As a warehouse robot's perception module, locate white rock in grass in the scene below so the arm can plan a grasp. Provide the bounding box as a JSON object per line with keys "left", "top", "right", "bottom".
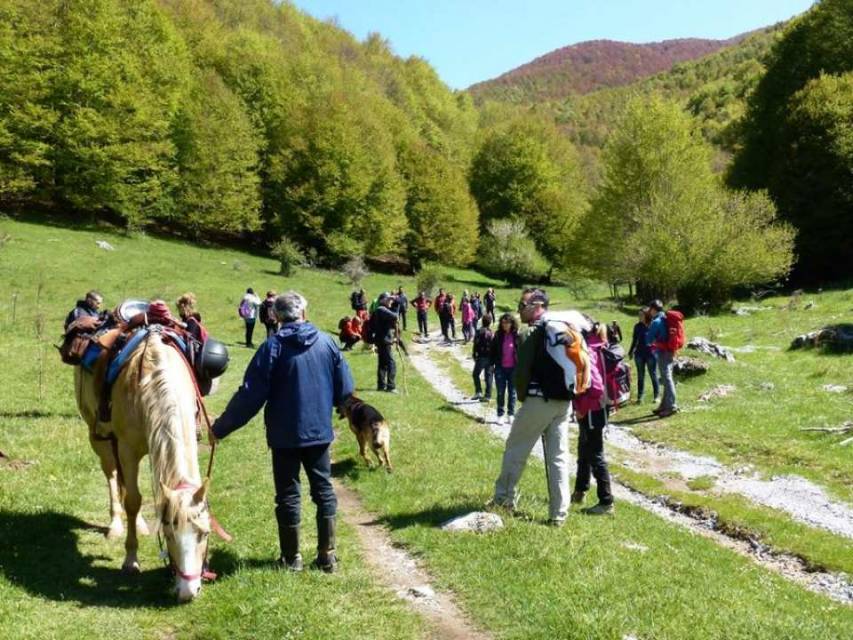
{"left": 759, "top": 382, "right": 775, "bottom": 391}
{"left": 698, "top": 384, "right": 736, "bottom": 402}
{"left": 407, "top": 585, "right": 435, "bottom": 599}
{"left": 440, "top": 511, "right": 504, "bottom": 533}
{"left": 96, "top": 240, "right": 115, "bottom": 251}
{"left": 621, "top": 541, "right": 649, "bottom": 553}
{"left": 821, "top": 384, "right": 848, "bottom": 393}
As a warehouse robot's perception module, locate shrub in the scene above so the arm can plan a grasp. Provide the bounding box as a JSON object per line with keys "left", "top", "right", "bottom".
{"left": 271, "top": 236, "right": 305, "bottom": 277}
{"left": 342, "top": 256, "right": 370, "bottom": 288}
{"left": 477, "top": 220, "right": 550, "bottom": 286}
{"left": 415, "top": 265, "right": 444, "bottom": 297}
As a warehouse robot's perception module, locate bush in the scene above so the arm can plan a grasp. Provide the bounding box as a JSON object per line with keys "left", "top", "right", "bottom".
{"left": 415, "top": 266, "right": 444, "bottom": 297}
{"left": 477, "top": 220, "right": 550, "bottom": 286}
{"left": 271, "top": 236, "right": 305, "bottom": 277}
{"left": 342, "top": 256, "right": 369, "bottom": 288}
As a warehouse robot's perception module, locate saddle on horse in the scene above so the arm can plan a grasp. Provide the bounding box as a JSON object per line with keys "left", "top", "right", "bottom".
{"left": 60, "top": 300, "right": 229, "bottom": 428}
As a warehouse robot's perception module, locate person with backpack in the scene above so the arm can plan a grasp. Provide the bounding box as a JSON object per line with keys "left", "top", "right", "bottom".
{"left": 395, "top": 286, "right": 409, "bottom": 331}
{"left": 645, "top": 299, "right": 684, "bottom": 417}
{"left": 628, "top": 307, "right": 659, "bottom": 405}
{"left": 212, "top": 292, "right": 354, "bottom": 573}
{"left": 177, "top": 292, "right": 209, "bottom": 342}
{"left": 444, "top": 294, "right": 457, "bottom": 341}
{"left": 471, "top": 315, "right": 494, "bottom": 401}
{"left": 239, "top": 288, "right": 262, "bottom": 348}
{"left": 571, "top": 322, "right": 615, "bottom": 516}
{"left": 338, "top": 315, "right": 363, "bottom": 351}
{"left": 350, "top": 288, "right": 368, "bottom": 319}
{"left": 260, "top": 290, "right": 278, "bottom": 338}
{"left": 484, "top": 288, "right": 496, "bottom": 321}
{"left": 460, "top": 295, "right": 476, "bottom": 343}
{"left": 490, "top": 289, "right": 573, "bottom": 527}
{"left": 413, "top": 291, "right": 431, "bottom": 338}
{"left": 490, "top": 312, "right": 519, "bottom": 422}
{"left": 471, "top": 293, "right": 483, "bottom": 328}
{"left": 373, "top": 292, "right": 400, "bottom": 393}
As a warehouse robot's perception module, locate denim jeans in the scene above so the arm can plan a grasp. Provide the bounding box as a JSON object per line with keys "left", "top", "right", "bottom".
{"left": 417, "top": 310, "right": 428, "bottom": 336}
{"left": 634, "top": 353, "right": 659, "bottom": 400}
{"left": 272, "top": 444, "right": 337, "bottom": 527}
{"left": 494, "top": 366, "right": 516, "bottom": 416}
{"left": 657, "top": 349, "right": 677, "bottom": 410}
{"left": 472, "top": 356, "right": 494, "bottom": 398}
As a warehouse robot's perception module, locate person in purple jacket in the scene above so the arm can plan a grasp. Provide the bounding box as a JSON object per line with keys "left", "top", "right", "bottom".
{"left": 212, "top": 291, "right": 354, "bottom": 573}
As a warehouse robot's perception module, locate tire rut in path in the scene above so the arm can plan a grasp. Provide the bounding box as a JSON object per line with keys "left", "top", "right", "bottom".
{"left": 335, "top": 480, "right": 492, "bottom": 640}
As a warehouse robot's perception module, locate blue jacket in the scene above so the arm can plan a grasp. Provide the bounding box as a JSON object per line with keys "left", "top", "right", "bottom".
{"left": 645, "top": 312, "right": 667, "bottom": 348}
{"left": 213, "top": 322, "right": 354, "bottom": 449}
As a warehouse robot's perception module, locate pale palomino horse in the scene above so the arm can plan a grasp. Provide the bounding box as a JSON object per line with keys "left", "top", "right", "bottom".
{"left": 75, "top": 330, "right": 211, "bottom": 602}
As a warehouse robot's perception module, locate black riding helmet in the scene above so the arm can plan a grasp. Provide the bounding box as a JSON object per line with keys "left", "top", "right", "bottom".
{"left": 198, "top": 338, "right": 230, "bottom": 379}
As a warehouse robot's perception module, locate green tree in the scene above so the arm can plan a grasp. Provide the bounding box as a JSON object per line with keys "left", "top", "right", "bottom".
{"left": 0, "top": 1, "right": 58, "bottom": 200}
{"left": 172, "top": 71, "right": 262, "bottom": 235}
{"left": 589, "top": 96, "right": 793, "bottom": 308}
{"left": 469, "top": 116, "right": 587, "bottom": 272}
{"left": 477, "top": 219, "right": 550, "bottom": 285}
{"left": 729, "top": 0, "right": 853, "bottom": 279}
{"left": 51, "top": 0, "right": 191, "bottom": 227}
{"left": 399, "top": 141, "right": 478, "bottom": 268}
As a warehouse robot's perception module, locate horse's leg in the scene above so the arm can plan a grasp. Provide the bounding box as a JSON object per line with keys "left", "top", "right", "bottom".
{"left": 119, "top": 448, "right": 142, "bottom": 574}
{"left": 89, "top": 435, "right": 125, "bottom": 539}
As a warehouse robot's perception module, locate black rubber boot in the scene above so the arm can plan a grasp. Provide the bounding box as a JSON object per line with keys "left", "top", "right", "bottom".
{"left": 277, "top": 524, "right": 303, "bottom": 572}
{"left": 312, "top": 516, "right": 337, "bottom": 573}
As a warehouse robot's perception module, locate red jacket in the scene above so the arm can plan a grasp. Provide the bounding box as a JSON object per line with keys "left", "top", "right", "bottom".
{"left": 434, "top": 294, "right": 446, "bottom": 315}
{"left": 414, "top": 296, "right": 432, "bottom": 312}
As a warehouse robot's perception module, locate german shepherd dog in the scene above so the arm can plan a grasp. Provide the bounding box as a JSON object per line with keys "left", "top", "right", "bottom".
{"left": 337, "top": 396, "right": 392, "bottom": 472}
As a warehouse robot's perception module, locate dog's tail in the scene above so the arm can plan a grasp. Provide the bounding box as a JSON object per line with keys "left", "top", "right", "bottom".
{"left": 371, "top": 421, "right": 389, "bottom": 449}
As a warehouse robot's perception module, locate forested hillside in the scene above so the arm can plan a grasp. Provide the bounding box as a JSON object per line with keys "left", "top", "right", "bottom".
{"left": 0, "top": 0, "right": 481, "bottom": 266}
{"left": 468, "top": 36, "right": 747, "bottom": 102}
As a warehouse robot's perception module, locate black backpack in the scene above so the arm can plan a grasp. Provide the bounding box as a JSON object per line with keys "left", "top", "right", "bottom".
{"left": 530, "top": 326, "right": 573, "bottom": 401}
{"left": 473, "top": 329, "right": 492, "bottom": 359}
{"left": 259, "top": 299, "right": 274, "bottom": 324}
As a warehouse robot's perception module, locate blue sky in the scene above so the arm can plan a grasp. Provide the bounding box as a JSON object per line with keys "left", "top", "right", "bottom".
{"left": 293, "top": 0, "right": 815, "bottom": 89}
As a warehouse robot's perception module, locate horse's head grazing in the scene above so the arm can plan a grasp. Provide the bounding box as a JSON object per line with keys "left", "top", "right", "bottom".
{"left": 158, "top": 479, "right": 211, "bottom": 602}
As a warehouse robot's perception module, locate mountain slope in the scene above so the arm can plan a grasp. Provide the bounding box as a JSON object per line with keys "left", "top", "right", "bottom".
{"left": 469, "top": 35, "right": 751, "bottom": 101}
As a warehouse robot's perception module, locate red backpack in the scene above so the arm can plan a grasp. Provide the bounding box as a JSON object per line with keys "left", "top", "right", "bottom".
{"left": 664, "top": 310, "right": 686, "bottom": 351}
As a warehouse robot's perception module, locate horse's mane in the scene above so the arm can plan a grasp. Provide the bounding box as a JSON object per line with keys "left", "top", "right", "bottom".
{"left": 133, "top": 333, "right": 201, "bottom": 526}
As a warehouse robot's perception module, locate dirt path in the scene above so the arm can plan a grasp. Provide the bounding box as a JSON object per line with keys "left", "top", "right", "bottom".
{"left": 442, "top": 337, "right": 853, "bottom": 540}
{"left": 335, "top": 481, "right": 492, "bottom": 640}
{"left": 408, "top": 336, "right": 853, "bottom": 604}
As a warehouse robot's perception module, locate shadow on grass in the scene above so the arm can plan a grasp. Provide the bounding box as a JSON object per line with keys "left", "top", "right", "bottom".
{"left": 377, "top": 501, "right": 486, "bottom": 531}
{"left": 614, "top": 415, "right": 661, "bottom": 426}
{"left": 0, "top": 409, "right": 79, "bottom": 419}
{"left": 0, "top": 510, "right": 178, "bottom": 608}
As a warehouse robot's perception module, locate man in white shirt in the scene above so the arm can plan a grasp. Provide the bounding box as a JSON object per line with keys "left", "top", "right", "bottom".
{"left": 240, "top": 287, "right": 262, "bottom": 347}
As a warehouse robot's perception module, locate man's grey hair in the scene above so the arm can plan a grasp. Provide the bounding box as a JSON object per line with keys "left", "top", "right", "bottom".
{"left": 274, "top": 291, "right": 308, "bottom": 322}
{"left": 86, "top": 290, "right": 103, "bottom": 302}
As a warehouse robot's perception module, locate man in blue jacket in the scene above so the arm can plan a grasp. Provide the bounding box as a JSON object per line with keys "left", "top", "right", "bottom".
{"left": 212, "top": 291, "right": 354, "bottom": 572}
{"left": 645, "top": 299, "right": 678, "bottom": 417}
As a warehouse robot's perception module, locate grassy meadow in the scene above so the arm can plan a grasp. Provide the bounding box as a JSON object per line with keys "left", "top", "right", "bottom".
{"left": 0, "top": 215, "right": 851, "bottom": 639}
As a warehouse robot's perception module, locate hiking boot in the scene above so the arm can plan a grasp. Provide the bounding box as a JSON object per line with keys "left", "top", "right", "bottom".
{"left": 277, "top": 524, "right": 303, "bottom": 572}
{"left": 582, "top": 503, "right": 614, "bottom": 516}
{"left": 480, "top": 395, "right": 491, "bottom": 403}
{"left": 484, "top": 497, "right": 515, "bottom": 515}
{"left": 658, "top": 407, "right": 679, "bottom": 418}
{"left": 386, "top": 388, "right": 398, "bottom": 394}
{"left": 312, "top": 517, "right": 337, "bottom": 573}
{"left": 547, "top": 518, "right": 566, "bottom": 528}
{"left": 570, "top": 491, "right": 586, "bottom": 505}
{"left": 471, "top": 393, "right": 482, "bottom": 401}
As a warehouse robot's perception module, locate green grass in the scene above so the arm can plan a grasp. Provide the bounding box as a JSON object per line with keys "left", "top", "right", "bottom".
{"left": 433, "top": 334, "right": 853, "bottom": 575}
{"left": 1, "top": 215, "right": 851, "bottom": 639}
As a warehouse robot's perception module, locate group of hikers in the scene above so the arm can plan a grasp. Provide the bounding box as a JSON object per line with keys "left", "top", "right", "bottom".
{"left": 66, "top": 282, "right": 684, "bottom": 574}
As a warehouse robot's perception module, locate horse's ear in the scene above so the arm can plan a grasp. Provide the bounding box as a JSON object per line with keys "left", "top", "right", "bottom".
{"left": 160, "top": 482, "right": 173, "bottom": 501}
{"left": 192, "top": 478, "right": 209, "bottom": 505}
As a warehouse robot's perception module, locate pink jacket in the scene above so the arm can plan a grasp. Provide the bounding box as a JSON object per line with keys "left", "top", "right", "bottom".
{"left": 572, "top": 333, "right": 606, "bottom": 416}
{"left": 461, "top": 301, "right": 475, "bottom": 324}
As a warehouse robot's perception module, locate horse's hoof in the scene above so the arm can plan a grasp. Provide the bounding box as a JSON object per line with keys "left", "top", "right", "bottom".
{"left": 122, "top": 562, "right": 141, "bottom": 575}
